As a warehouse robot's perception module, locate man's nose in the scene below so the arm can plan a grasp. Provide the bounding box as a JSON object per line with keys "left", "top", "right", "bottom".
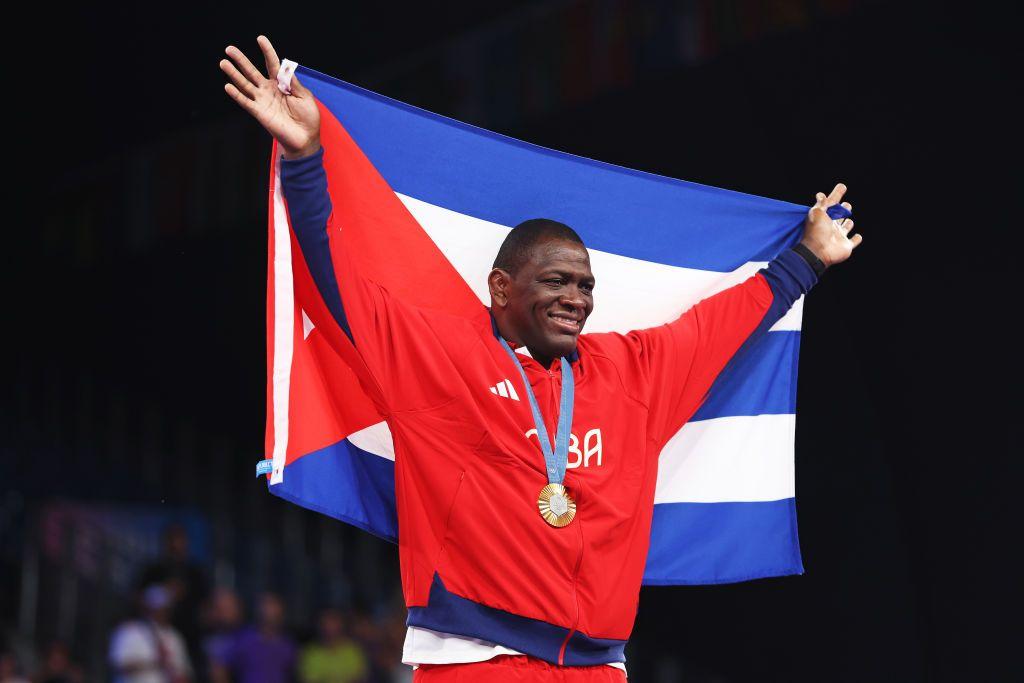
{"left": 559, "top": 288, "right": 585, "bottom": 309}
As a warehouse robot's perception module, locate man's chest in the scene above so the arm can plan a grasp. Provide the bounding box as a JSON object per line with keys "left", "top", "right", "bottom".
{"left": 446, "top": 345, "right": 653, "bottom": 489}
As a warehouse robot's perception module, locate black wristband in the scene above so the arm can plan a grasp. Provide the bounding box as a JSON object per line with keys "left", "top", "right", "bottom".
{"left": 791, "top": 243, "right": 827, "bottom": 278}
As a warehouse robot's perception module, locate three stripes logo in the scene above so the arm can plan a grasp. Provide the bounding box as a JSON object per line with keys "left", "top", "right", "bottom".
{"left": 488, "top": 379, "right": 520, "bottom": 401}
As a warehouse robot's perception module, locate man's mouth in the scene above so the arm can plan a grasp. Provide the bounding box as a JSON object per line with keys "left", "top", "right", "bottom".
{"left": 548, "top": 312, "right": 582, "bottom": 334}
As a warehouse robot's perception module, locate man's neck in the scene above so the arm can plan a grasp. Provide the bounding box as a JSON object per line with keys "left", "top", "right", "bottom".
{"left": 492, "top": 313, "right": 556, "bottom": 368}
{"left": 528, "top": 348, "right": 555, "bottom": 370}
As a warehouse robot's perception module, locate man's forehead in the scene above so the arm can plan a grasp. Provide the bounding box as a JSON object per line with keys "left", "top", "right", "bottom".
{"left": 527, "top": 238, "right": 591, "bottom": 269}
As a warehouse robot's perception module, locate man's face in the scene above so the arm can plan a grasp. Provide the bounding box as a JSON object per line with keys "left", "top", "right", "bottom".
{"left": 500, "top": 238, "right": 595, "bottom": 362}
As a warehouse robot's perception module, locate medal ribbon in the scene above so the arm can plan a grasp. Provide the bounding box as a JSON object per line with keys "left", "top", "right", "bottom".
{"left": 498, "top": 339, "right": 575, "bottom": 485}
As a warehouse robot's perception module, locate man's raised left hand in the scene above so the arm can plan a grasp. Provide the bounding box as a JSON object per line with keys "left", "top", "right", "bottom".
{"left": 800, "top": 183, "right": 861, "bottom": 268}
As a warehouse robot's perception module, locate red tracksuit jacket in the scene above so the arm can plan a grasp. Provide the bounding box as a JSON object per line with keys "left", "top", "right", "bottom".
{"left": 280, "top": 141, "right": 818, "bottom": 667}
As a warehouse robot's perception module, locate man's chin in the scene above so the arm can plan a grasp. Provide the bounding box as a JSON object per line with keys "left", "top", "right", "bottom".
{"left": 526, "top": 324, "right": 582, "bottom": 361}
{"left": 544, "top": 336, "right": 579, "bottom": 360}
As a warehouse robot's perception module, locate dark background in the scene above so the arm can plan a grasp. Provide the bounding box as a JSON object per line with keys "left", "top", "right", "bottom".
{"left": 4, "top": 1, "right": 1017, "bottom": 681}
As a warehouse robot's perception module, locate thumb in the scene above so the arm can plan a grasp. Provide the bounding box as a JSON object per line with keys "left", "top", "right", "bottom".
{"left": 289, "top": 72, "right": 311, "bottom": 97}
{"left": 808, "top": 192, "right": 825, "bottom": 218}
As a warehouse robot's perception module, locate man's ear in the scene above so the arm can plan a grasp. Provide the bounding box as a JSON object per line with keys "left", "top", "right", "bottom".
{"left": 488, "top": 268, "right": 511, "bottom": 307}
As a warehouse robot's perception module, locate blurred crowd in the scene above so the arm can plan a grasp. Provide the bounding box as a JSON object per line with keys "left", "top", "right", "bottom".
{"left": 2, "top": 526, "right": 410, "bottom": 683}
{"left": 1, "top": 641, "right": 82, "bottom": 683}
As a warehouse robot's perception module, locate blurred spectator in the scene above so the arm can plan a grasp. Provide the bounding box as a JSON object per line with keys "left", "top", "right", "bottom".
{"left": 347, "top": 614, "right": 378, "bottom": 656}
{"left": 109, "top": 584, "right": 193, "bottom": 683}
{"left": 34, "top": 642, "right": 82, "bottom": 683}
{"left": 365, "top": 612, "right": 409, "bottom": 683}
{"left": 0, "top": 650, "right": 29, "bottom": 683}
{"left": 139, "top": 525, "right": 210, "bottom": 674}
{"left": 202, "top": 587, "right": 243, "bottom": 683}
{"left": 217, "top": 593, "right": 296, "bottom": 683}
{"left": 298, "top": 609, "right": 367, "bottom": 683}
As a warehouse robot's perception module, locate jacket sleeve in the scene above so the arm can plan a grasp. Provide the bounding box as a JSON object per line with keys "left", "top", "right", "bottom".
{"left": 622, "top": 248, "right": 819, "bottom": 448}
{"left": 280, "top": 148, "right": 351, "bottom": 337}
{"left": 279, "top": 148, "right": 470, "bottom": 414}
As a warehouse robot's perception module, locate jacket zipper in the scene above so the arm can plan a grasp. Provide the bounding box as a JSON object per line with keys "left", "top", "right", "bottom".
{"left": 557, "top": 504, "right": 585, "bottom": 665}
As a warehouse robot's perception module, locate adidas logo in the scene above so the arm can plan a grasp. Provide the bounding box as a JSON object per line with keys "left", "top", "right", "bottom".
{"left": 488, "top": 379, "right": 520, "bottom": 401}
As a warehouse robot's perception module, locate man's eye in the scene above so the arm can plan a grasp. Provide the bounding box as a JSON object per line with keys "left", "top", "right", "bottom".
{"left": 546, "top": 279, "right": 564, "bottom": 285}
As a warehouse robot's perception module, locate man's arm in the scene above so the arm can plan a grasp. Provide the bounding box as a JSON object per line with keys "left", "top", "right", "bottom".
{"left": 220, "top": 38, "right": 354, "bottom": 340}
{"left": 625, "top": 183, "right": 861, "bottom": 446}
{"left": 220, "top": 39, "right": 469, "bottom": 414}
{"left": 747, "top": 182, "right": 858, "bottom": 338}
{"left": 277, "top": 148, "right": 354, "bottom": 339}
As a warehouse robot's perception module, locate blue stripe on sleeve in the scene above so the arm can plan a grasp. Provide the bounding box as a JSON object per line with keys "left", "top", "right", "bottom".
{"left": 758, "top": 247, "right": 818, "bottom": 333}
{"left": 729, "top": 244, "right": 815, "bottom": 348}
{"left": 733, "top": 246, "right": 819, "bottom": 354}
{"left": 693, "top": 248, "right": 817, "bottom": 418}
{"left": 279, "top": 149, "right": 353, "bottom": 340}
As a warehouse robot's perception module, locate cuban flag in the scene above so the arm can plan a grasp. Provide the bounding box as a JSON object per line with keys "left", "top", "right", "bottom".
{"left": 263, "top": 65, "right": 814, "bottom": 585}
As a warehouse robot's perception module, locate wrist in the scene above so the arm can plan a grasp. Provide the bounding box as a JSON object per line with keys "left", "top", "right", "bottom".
{"left": 281, "top": 137, "right": 321, "bottom": 160}
{"left": 793, "top": 241, "right": 828, "bottom": 277}
{"left": 798, "top": 238, "right": 831, "bottom": 267}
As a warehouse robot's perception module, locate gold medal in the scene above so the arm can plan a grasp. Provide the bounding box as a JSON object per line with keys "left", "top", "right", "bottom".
{"left": 537, "top": 483, "right": 576, "bottom": 527}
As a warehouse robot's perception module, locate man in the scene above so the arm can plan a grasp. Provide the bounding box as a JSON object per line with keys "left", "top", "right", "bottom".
{"left": 220, "top": 36, "right": 860, "bottom": 682}
{"left": 202, "top": 587, "right": 243, "bottom": 683}
{"left": 138, "top": 525, "right": 210, "bottom": 677}
{"left": 109, "top": 584, "right": 193, "bottom": 683}
{"left": 298, "top": 609, "right": 369, "bottom": 683}
{"left": 217, "top": 593, "right": 297, "bottom": 683}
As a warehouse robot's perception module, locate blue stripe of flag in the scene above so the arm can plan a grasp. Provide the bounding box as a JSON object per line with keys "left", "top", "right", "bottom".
{"left": 643, "top": 499, "right": 803, "bottom": 585}
{"left": 299, "top": 67, "right": 809, "bottom": 273}
{"left": 272, "top": 437, "right": 803, "bottom": 584}
{"left": 271, "top": 439, "right": 398, "bottom": 543}
{"left": 693, "top": 331, "right": 799, "bottom": 421}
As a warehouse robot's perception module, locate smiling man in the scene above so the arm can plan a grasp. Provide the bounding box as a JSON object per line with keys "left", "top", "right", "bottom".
{"left": 488, "top": 219, "right": 595, "bottom": 367}
{"left": 222, "top": 36, "right": 861, "bottom": 683}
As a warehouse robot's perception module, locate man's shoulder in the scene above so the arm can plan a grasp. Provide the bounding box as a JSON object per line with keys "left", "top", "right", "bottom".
{"left": 393, "top": 300, "right": 494, "bottom": 354}
{"left": 577, "top": 329, "right": 640, "bottom": 359}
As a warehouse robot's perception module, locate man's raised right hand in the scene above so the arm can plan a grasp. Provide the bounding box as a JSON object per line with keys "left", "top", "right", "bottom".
{"left": 220, "top": 36, "right": 321, "bottom": 159}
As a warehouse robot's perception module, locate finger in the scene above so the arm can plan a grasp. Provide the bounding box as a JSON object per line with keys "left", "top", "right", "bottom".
{"left": 809, "top": 205, "right": 829, "bottom": 225}
{"left": 220, "top": 59, "right": 258, "bottom": 98}
{"left": 257, "top": 35, "right": 281, "bottom": 77}
{"left": 840, "top": 218, "right": 855, "bottom": 235}
{"left": 810, "top": 192, "right": 826, "bottom": 214}
{"left": 841, "top": 201, "right": 852, "bottom": 212}
{"left": 289, "top": 72, "right": 311, "bottom": 97}
{"left": 225, "top": 45, "right": 266, "bottom": 85}
{"left": 825, "top": 182, "right": 847, "bottom": 206}
{"left": 849, "top": 233, "right": 863, "bottom": 249}
{"left": 224, "top": 83, "right": 258, "bottom": 114}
